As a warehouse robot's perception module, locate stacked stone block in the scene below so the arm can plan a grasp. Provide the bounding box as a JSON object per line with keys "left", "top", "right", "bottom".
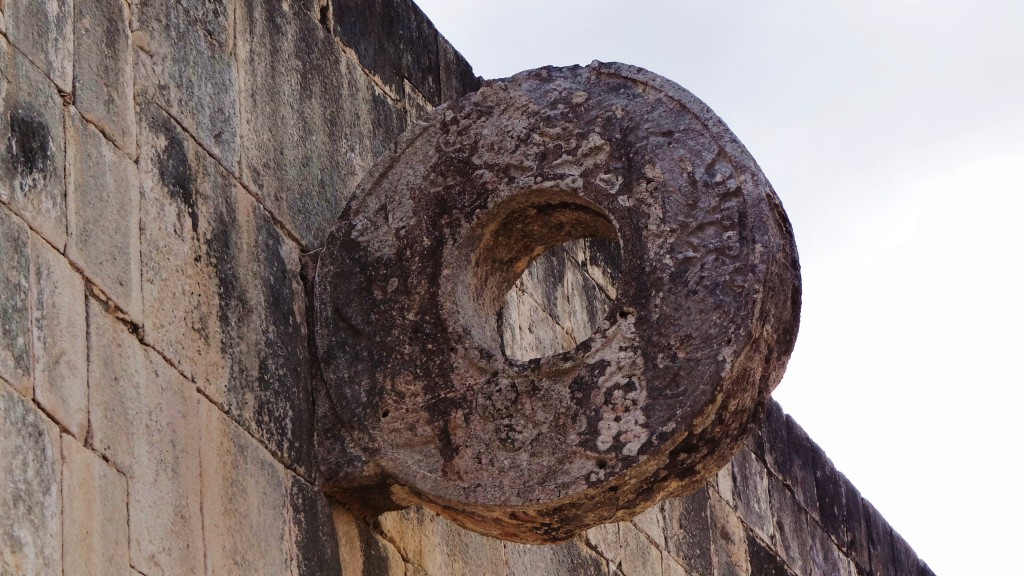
{"left": 0, "top": 0, "right": 933, "bottom": 575}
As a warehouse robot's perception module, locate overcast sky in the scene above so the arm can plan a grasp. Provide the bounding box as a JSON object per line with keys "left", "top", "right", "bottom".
{"left": 415, "top": 1, "right": 1024, "bottom": 573}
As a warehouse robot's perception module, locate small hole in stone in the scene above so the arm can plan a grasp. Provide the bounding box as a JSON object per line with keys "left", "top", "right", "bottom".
{"left": 608, "top": 486, "right": 619, "bottom": 494}
{"left": 618, "top": 309, "right": 629, "bottom": 320}
{"left": 500, "top": 237, "right": 622, "bottom": 361}
{"left": 381, "top": 409, "right": 390, "bottom": 418}
{"left": 596, "top": 459, "right": 608, "bottom": 469}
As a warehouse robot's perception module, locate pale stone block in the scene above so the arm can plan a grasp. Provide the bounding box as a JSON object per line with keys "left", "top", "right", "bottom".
{"left": 138, "top": 100, "right": 313, "bottom": 473}
{"left": 0, "top": 384, "right": 61, "bottom": 575}
{"left": 730, "top": 447, "right": 776, "bottom": 546}
{"left": 377, "top": 507, "right": 505, "bottom": 576}
{"left": 61, "top": 435, "right": 129, "bottom": 576}
{"left": 585, "top": 522, "right": 621, "bottom": 567}
{"left": 662, "top": 556, "right": 690, "bottom": 576}
{"left": 4, "top": 0, "right": 73, "bottom": 92}
{"left": 633, "top": 503, "right": 667, "bottom": 549}
{"left": 132, "top": 0, "right": 238, "bottom": 172}
{"left": 67, "top": 112, "right": 142, "bottom": 321}
{"left": 237, "top": 0, "right": 405, "bottom": 246}
{"left": 31, "top": 236, "right": 86, "bottom": 437}
{"left": 506, "top": 538, "right": 608, "bottom": 576}
{"left": 0, "top": 206, "right": 31, "bottom": 395}
{"left": 86, "top": 298, "right": 203, "bottom": 575}
{"left": 74, "top": 0, "right": 136, "bottom": 155}
{"left": 333, "top": 508, "right": 405, "bottom": 576}
{"left": 709, "top": 490, "right": 749, "bottom": 576}
{"left": 1, "top": 42, "right": 68, "bottom": 249}
{"left": 200, "top": 399, "right": 292, "bottom": 576}
{"left": 619, "top": 522, "right": 663, "bottom": 576}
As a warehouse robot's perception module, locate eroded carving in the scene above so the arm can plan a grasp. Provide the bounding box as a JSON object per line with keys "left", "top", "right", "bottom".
{"left": 312, "top": 62, "right": 801, "bottom": 543}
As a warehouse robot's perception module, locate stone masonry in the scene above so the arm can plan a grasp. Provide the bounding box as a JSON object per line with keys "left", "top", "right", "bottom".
{"left": 0, "top": 0, "right": 932, "bottom": 574}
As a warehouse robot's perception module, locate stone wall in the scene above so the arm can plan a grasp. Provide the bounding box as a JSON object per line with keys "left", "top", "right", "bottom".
{"left": 0, "top": 0, "right": 931, "bottom": 575}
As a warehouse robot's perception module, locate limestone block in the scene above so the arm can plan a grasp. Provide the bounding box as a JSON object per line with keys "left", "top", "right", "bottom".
{"left": 4, "top": 0, "right": 73, "bottom": 92}
{"left": 618, "top": 522, "right": 663, "bottom": 576}
{"left": 843, "top": 483, "right": 871, "bottom": 573}
{"left": 438, "top": 35, "right": 480, "bottom": 104}
{"left": 661, "top": 556, "right": 690, "bottom": 576}
{"left": 709, "top": 491, "right": 749, "bottom": 576}
{"left": 1, "top": 42, "right": 67, "bottom": 249}
{"left": 138, "top": 100, "right": 313, "bottom": 473}
{"left": 289, "top": 478, "right": 343, "bottom": 576}
{"left": 74, "top": 0, "right": 136, "bottom": 155}
{"left": 176, "top": 0, "right": 233, "bottom": 47}
{"left": 783, "top": 416, "right": 821, "bottom": 518}
{"left": 61, "top": 435, "right": 129, "bottom": 575}
{"left": 862, "top": 499, "right": 896, "bottom": 576}
{"left": 632, "top": 504, "right": 667, "bottom": 550}
{"left": 730, "top": 448, "right": 776, "bottom": 546}
{"left": 200, "top": 399, "right": 292, "bottom": 576}
{"left": 806, "top": 516, "right": 854, "bottom": 576}
{"left": 585, "top": 522, "right": 621, "bottom": 567}
{"left": 0, "top": 206, "right": 30, "bottom": 395}
{"left": 133, "top": 0, "right": 238, "bottom": 172}
{"left": 813, "top": 452, "right": 849, "bottom": 555}
{"left": 759, "top": 401, "right": 793, "bottom": 484}
{"left": 768, "top": 476, "right": 810, "bottom": 576}
{"left": 66, "top": 111, "right": 141, "bottom": 320}
{"left": 715, "top": 460, "right": 736, "bottom": 506}
{"left": 332, "top": 0, "right": 442, "bottom": 103}
{"left": 376, "top": 507, "right": 505, "bottom": 576}
{"left": 0, "top": 384, "right": 61, "bottom": 575}
{"left": 660, "top": 488, "right": 713, "bottom": 576}
{"left": 333, "top": 508, "right": 406, "bottom": 576}
{"left": 237, "top": 0, "right": 405, "bottom": 246}
{"left": 86, "top": 298, "right": 203, "bottom": 575}
{"left": 31, "top": 235, "right": 87, "bottom": 438}
{"left": 746, "top": 532, "right": 794, "bottom": 576}
{"left": 506, "top": 539, "right": 608, "bottom": 576}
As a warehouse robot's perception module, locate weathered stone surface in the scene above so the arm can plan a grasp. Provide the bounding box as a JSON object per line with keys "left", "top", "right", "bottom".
{"left": 813, "top": 452, "right": 849, "bottom": 555}
{"left": 784, "top": 414, "right": 821, "bottom": 517}
{"left": 661, "top": 487, "right": 713, "bottom": 576}
{"left": 315, "top": 62, "right": 801, "bottom": 542}
{"left": 843, "top": 482, "right": 871, "bottom": 573}
{"left": 61, "top": 435, "right": 129, "bottom": 576}
{"left": 1, "top": 43, "right": 67, "bottom": 248}
{"left": 863, "top": 499, "right": 896, "bottom": 576}
{"left": 177, "top": 0, "right": 233, "bottom": 47}
{"left": 730, "top": 448, "right": 775, "bottom": 545}
{"left": 0, "top": 383, "right": 61, "bottom": 576}
{"left": 709, "top": 491, "right": 749, "bottom": 576}
{"left": 66, "top": 111, "right": 141, "bottom": 320}
{"left": 87, "top": 298, "right": 203, "bottom": 575}
{"left": 200, "top": 399, "right": 292, "bottom": 576}
{"left": 618, "top": 522, "right": 664, "bottom": 576}
{"left": 332, "top": 0, "right": 441, "bottom": 103}
{"left": 74, "top": 0, "right": 136, "bottom": 155}
{"left": 138, "top": 100, "right": 313, "bottom": 473}
{"left": 290, "top": 477, "right": 343, "bottom": 576}
{"left": 507, "top": 539, "right": 608, "bottom": 576}
{"left": 500, "top": 237, "right": 620, "bottom": 361}
{"left": 768, "top": 475, "right": 810, "bottom": 576}
{"left": 376, "top": 507, "right": 506, "bottom": 576}
{"left": 746, "top": 532, "right": 793, "bottom": 576}
{"left": 334, "top": 508, "right": 406, "bottom": 576}
{"left": 133, "top": 0, "right": 238, "bottom": 172}
{"left": 237, "top": 0, "right": 405, "bottom": 246}
{"left": 438, "top": 35, "right": 481, "bottom": 104}
{"left": 0, "top": 206, "right": 30, "bottom": 395}
{"left": 759, "top": 401, "right": 793, "bottom": 484}
{"left": 31, "top": 235, "right": 87, "bottom": 438}
{"left": 4, "top": 0, "right": 73, "bottom": 92}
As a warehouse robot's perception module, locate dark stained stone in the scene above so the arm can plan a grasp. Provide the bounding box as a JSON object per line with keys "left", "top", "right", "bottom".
{"left": 0, "top": 206, "right": 31, "bottom": 394}
{"left": 289, "top": 477, "right": 343, "bottom": 576}
{"left": 661, "top": 488, "right": 713, "bottom": 576}
{"left": 746, "top": 531, "right": 794, "bottom": 576}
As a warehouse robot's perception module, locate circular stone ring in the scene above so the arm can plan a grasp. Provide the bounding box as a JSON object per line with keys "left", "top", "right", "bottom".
{"left": 313, "top": 62, "right": 801, "bottom": 543}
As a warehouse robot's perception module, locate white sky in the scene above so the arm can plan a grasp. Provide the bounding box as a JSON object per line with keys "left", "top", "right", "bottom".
{"left": 415, "top": 1, "right": 1024, "bottom": 573}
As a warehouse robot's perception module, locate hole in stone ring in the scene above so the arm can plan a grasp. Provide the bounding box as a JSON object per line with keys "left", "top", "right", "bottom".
{"left": 457, "top": 190, "right": 623, "bottom": 362}
{"left": 500, "top": 237, "right": 622, "bottom": 360}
